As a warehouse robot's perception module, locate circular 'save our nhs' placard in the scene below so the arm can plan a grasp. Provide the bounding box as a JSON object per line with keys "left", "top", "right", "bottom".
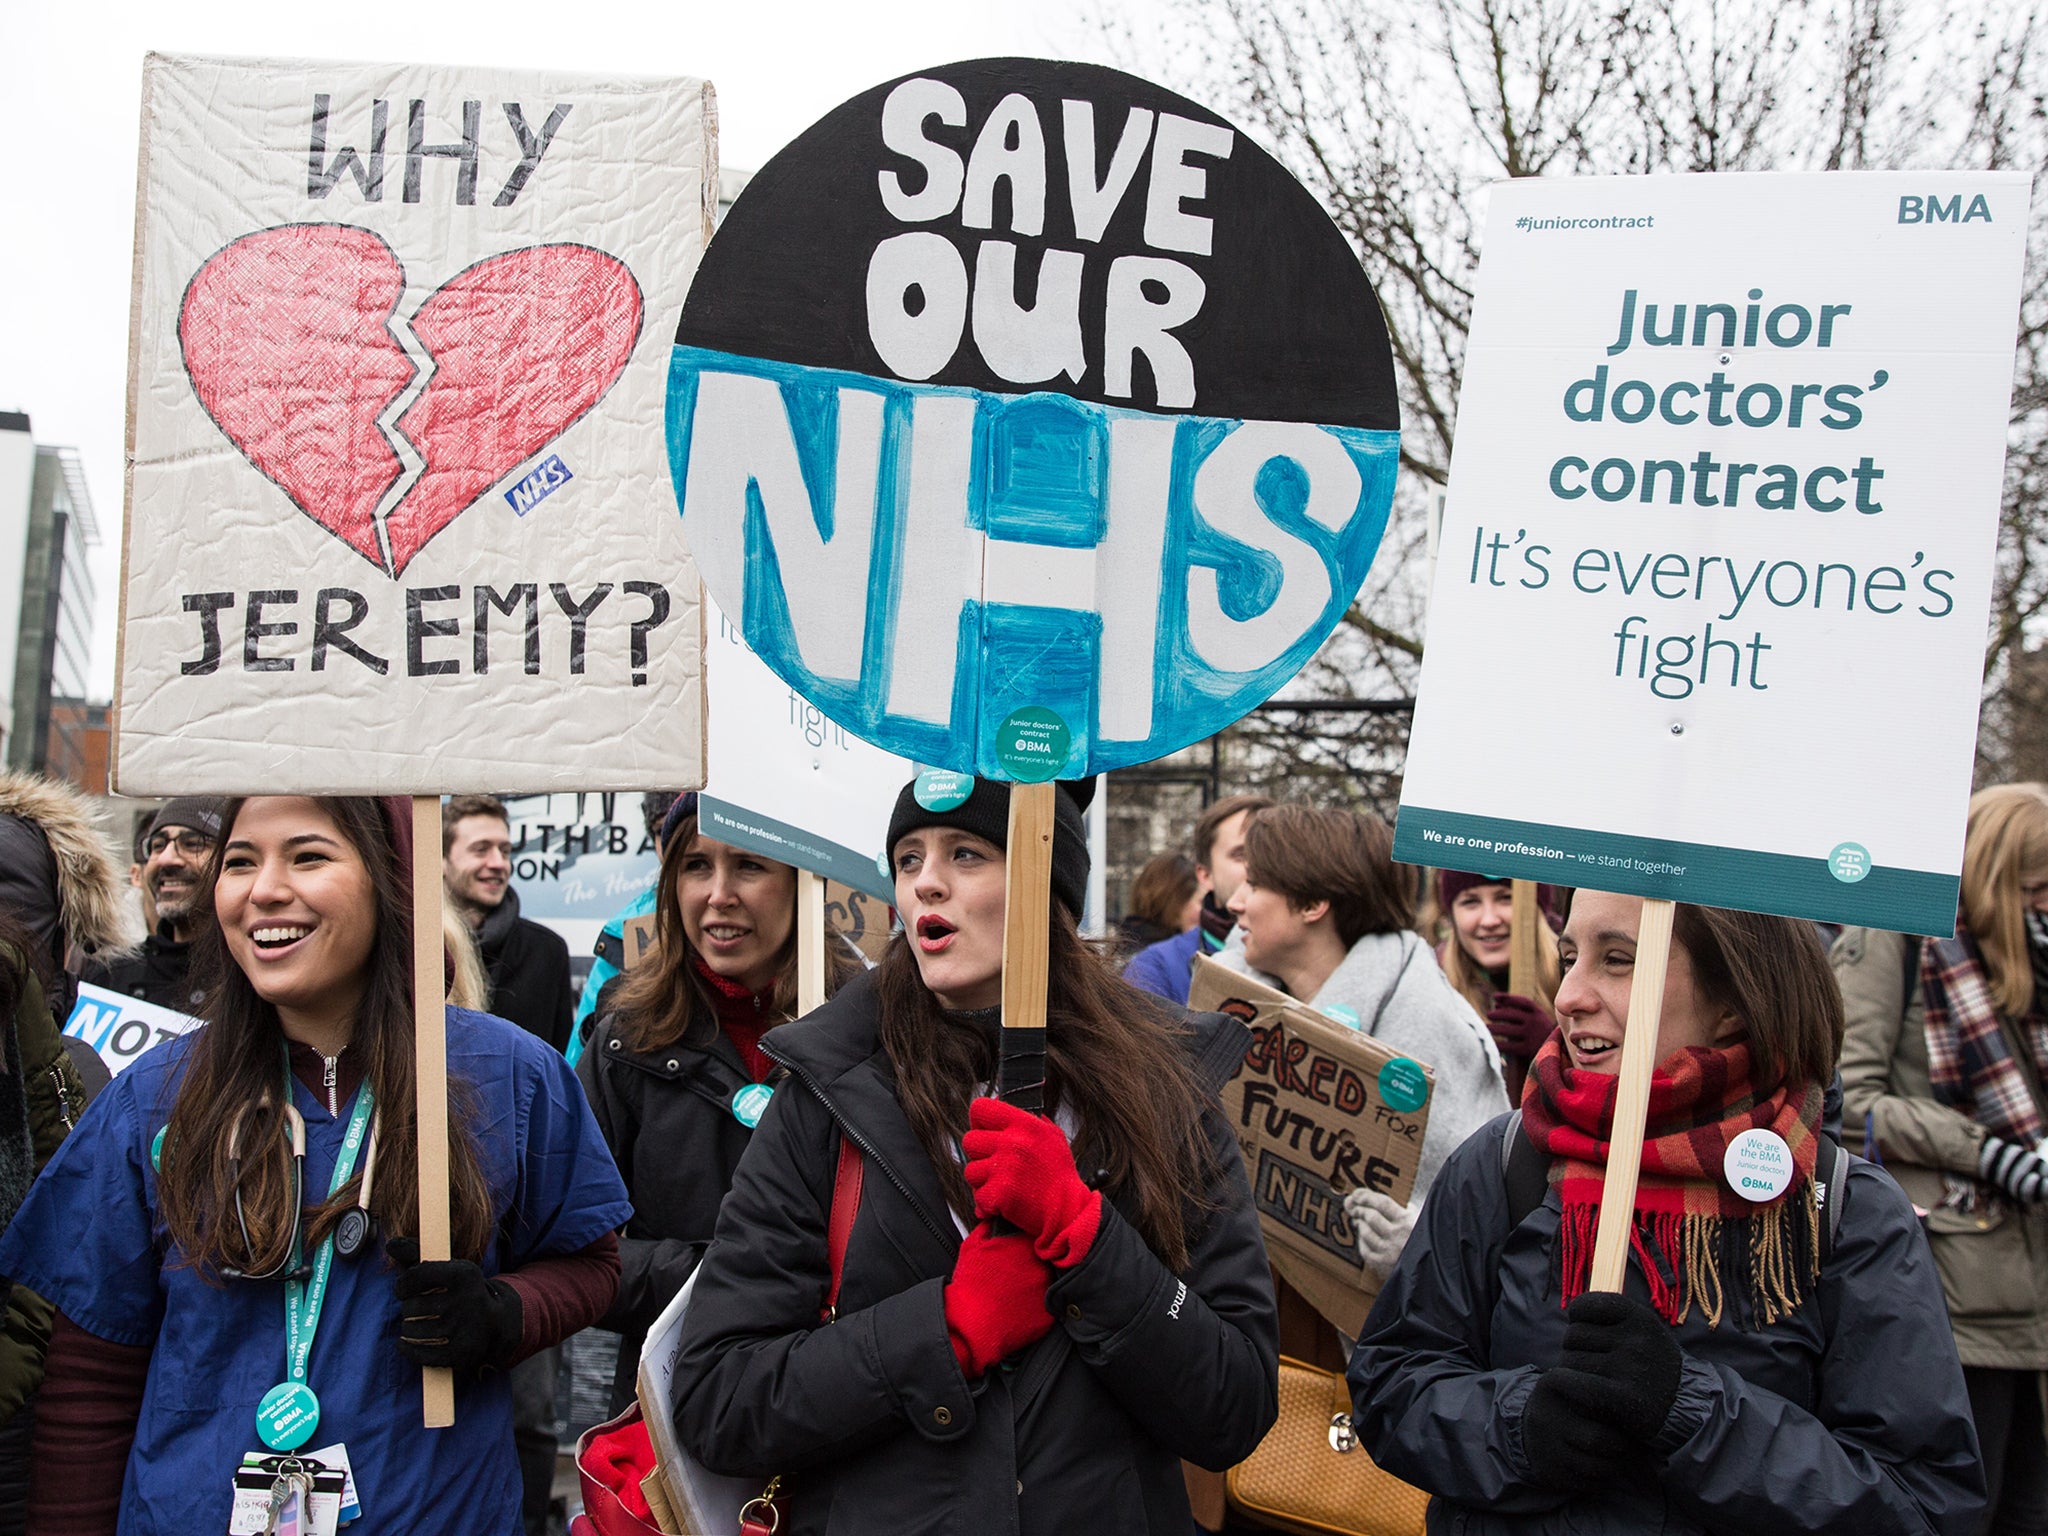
{"left": 667, "top": 57, "right": 1399, "bottom": 779}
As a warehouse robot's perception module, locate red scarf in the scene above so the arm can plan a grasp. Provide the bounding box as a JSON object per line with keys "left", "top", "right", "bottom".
{"left": 692, "top": 957, "right": 779, "bottom": 1083}
{"left": 1520, "top": 1035, "right": 1822, "bottom": 1328}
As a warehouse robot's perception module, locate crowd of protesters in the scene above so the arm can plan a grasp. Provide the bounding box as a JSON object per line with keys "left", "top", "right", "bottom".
{"left": 0, "top": 765, "right": 2034, "bottom": 1533}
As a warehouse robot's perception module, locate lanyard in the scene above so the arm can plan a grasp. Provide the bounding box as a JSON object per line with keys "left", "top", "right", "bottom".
{"left": 282, "top": 1077, "right": 375, "bottom": 1388}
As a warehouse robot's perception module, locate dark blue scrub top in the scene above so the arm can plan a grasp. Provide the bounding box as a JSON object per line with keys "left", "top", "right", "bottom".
{"left": 0, "top": 1007, "right": 631, "bottom": 1535}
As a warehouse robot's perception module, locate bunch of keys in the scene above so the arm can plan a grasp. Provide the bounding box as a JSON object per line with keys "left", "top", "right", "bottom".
{"left": 262, "top": 1457, "right": 317, "bottom": 1535}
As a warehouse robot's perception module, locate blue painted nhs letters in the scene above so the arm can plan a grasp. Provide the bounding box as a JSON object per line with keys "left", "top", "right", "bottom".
{"left": 667, "top": 346, "right": 1397, "bottom": 778}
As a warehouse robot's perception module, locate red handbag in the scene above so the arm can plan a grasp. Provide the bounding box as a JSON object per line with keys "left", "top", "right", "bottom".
{"left": 577, "top": 1136, "right": 864, "bottom": 1536}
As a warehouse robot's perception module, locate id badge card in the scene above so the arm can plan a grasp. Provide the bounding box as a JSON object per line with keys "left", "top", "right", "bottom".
{"left": 305, "top": 1442, "right": 362, "bottom": 1524}
{"left": 228, "top": 1453, "right": 347, "bottom": 1536}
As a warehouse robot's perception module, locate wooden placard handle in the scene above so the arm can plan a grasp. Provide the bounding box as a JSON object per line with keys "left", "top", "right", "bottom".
{"left": 797, "top": 869, "right": 827, "bottom": 1016}
{"left": 998, "top": 783, "right": 1055, "bottom": 1114}
{"left": 410, "top": 795, "right": 456, "bottom": 1428}
{"left": 1508, "top": 879, "right": 1541, "bottom": 998}
{"left": 1588, "top": 897, "right": 1675, "bottom": 1293}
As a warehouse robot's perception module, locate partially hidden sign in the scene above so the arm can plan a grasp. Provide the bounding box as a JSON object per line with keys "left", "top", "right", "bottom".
{"left": 667, "top": 59, "right": 1399, "bottom": 779}
{"left": 1190, "top": 955, "right": 1433, "bottom": 1334}
{"left": 117, "top": 54, "right": 714, "bottom": 794}
{"left": 701, "top": 598, "right": 909, "bottom": 901}
{"left": 1396, "top": 173, "right": 2031, "bottom": 935}
{"left": 65, "top": 983, "right": 203, "bottom": 1076}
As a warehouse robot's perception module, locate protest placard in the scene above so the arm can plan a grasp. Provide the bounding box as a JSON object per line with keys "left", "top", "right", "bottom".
{"left": 666, "top": 58, "right": 1400, "bottom": 785}
{"left": 117, "top": 54, "right": 712, "bottom": 796}
{"left": 1396, "top": 172, "right": 2030, "bottom": 937}
{"left": 701, "top": 599, "right": 908, "bottom": 902}
{"left": 118, "top": 52, "right": 717, "bottom": 1424}
{"left": 64, "top": 982, "right": 203, "bottom": 1076}
{"left": 667, "top": 56, "right": 1403, "bottom": 1094}
{"left": 1190, "top": 956, "right": 1433, "bottom": 1333}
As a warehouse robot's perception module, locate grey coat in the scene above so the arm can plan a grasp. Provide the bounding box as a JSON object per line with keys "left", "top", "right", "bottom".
{"left": 1350, "top": 1113, "right": 1984, "bottom": 1534}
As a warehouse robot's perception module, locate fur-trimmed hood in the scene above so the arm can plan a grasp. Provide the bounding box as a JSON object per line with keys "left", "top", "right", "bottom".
{"left": 0, "top": 772, "right": 132, "bottom": 959}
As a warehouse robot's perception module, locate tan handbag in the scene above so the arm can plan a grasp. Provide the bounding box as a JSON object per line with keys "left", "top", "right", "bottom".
{"left": 1225, "top": 1357, "right": 1430, "bottom": 1536}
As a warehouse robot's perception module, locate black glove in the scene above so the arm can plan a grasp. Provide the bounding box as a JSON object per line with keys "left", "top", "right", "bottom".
{"left": 1979, "top": 1136, "right": 2048, "bottom": 1206}
{"left": 1549, "top": 1291, "right": 1684, "bottom": 1436}
{"left": 386, "top": 1237, "right": 523, "bottom": 1377}
{"left": 1519, "top": 1370, "right": 1635, "bottom": 1492}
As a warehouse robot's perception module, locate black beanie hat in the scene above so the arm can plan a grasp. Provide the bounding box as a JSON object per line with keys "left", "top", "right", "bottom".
{"left": 886, "top": 775, "right": 1093, "bottom": 919}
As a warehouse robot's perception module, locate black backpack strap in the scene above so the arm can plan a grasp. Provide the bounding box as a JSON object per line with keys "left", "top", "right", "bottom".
{"left": 1500, "top": 1109, "right": 1548, "bottom": 1230}
{"left": 1814, "top": 1132, "right": 1848, "bottom": 1268}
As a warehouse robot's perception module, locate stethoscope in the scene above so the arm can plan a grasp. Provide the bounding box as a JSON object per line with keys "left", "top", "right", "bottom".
{"left": 218, "top": 1096, "right": 381, "bottom": 1282}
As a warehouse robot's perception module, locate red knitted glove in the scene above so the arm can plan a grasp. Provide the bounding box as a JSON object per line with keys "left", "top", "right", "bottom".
{"left": 962, "top": 1097, "right": 1104, "bottom": 1267}
{"left": 943, "top": 1223, "right": 1054, "bottom": 1378}
{"left": 1486, "top": 993, "right": 1557, "bottom": 1060}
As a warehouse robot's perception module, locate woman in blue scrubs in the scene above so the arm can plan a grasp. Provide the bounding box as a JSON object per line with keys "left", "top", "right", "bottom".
{"left": 0, "top": 796, "right": 631, "bottom": 1535}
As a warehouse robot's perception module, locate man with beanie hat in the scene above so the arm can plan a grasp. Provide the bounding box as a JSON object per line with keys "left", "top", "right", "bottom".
{"left": 80, "top": 797, "right": 225, "bottom": 1014}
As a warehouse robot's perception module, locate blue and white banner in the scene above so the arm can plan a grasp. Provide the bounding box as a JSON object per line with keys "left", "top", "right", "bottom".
{"left": 65, "top": 982, "right": 203, "bottom": 1075}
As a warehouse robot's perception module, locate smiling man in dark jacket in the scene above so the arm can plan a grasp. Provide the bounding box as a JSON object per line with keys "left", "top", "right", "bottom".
{"left": 444, "top": 794, "right": 574, "bottom": 1052}
{"left": 80, "top": 797, "right": 223, "bottom": 1015}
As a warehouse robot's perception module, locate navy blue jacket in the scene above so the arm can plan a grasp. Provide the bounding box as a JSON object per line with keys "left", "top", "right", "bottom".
{"left": 1349, "top": 1112, "right": 1983, "bottom": 1534}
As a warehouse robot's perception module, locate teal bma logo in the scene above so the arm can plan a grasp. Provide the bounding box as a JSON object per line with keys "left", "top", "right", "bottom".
{"left": 1828, "top": 842, "right": 1873, "bottom": 883}
{"left": 1899, "top": 194, "right": 1992, "bottom": 224}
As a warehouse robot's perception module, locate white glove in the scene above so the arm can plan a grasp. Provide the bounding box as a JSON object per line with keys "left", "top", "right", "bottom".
{"left": 1345, "top": 1189, "right": 1419, "bottom": 1279}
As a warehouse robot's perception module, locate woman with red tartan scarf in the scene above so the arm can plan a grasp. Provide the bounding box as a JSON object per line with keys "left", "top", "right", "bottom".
{"left": 1837, "top": 782, "right": 2048, "bottom": 1536}
{"left": 1350, "top": 891, "right": 1984, "bottom": 1535}
{"left": 578, "top": 794, "right": 860, "bottom": 1414}
{"left": 669, "top": 774, "right": 1277, "bottom": 1536}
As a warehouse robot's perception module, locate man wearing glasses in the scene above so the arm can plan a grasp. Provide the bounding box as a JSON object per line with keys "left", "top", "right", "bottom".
{"left": 83, "top": 798, "right": 223, "bottom": 1012}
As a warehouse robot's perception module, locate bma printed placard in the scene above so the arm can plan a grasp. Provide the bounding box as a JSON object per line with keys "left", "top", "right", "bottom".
{"left": 1395, "top": 173, "right": 2030, "bottom": 934}
{"left": 702, "top": 598, "right": 909, "bottom": 901}
{"left": 117, "top": 54, "right": 714, "bottom": 794}
{"left": 667, "top": 59, "right": 1400, "bottom": 780}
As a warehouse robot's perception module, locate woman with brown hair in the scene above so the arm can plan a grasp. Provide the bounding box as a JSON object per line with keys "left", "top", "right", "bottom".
{"left": 0, "top": 795, "right": 630, "bottom": 1535}
{"left": 1837, "top": 782, "right": 2048, "bottom": 1535}
{"left": 1351, "top": 892, "right": 1983, "bottom": 1533}
{"left": 1115, "top": 852, "right": 1201, "bottom": 954}
{"left": 671, "top": 774, "right": 1277, "bottom": 1535}
{"left": 578, "top": 792, "right": 859, "bottom": 1412}
{"left": 1432, "top": 870, "right": 1562, "bottom": 1102}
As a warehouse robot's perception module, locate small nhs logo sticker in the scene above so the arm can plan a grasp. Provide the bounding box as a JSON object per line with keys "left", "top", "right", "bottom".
{"left": 506, "top": 455, "right": 573, "bottom": 515}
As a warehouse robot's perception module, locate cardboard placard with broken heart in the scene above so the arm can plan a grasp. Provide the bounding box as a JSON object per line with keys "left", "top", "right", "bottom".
{"left": 117, "top": 53, "right": 715, "bottom": 794}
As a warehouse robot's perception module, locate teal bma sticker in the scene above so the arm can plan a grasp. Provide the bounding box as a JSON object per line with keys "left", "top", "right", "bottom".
{"left": 1828, "top": 842, "right": 1872, "bottom": 883}
{"left": 1378, "top": 1058, "right": 1430, "bottom": 1114}
{"left": 913, "top": 768, "right": 975, "bottom": 812}
{"left": 994, "top": 706, "right": 1072, "bottom": 783}
{"left": 1321, "top": 1003, "right": 1361, "bottom": 1030}
{"left": 731, "top": 1084, "right": 775, "bottom": 1129}
{"left": 256, "top": 1381, "right": 320, "bottom": 1452}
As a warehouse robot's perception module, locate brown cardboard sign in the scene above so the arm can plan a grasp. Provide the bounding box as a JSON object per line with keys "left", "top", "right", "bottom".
{"left": 1191, "top": 954, "right": 1435, "bottom": 1332}
{"left": 621, "top": 914, "right": 661, "bottom": 971}
{"left": 825, "top": 881, "right": 894, "bottom": 964}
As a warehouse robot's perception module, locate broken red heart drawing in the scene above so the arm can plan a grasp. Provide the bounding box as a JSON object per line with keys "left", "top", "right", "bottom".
{"left": 178, "top": 223, "right": 643, "bottom": 577}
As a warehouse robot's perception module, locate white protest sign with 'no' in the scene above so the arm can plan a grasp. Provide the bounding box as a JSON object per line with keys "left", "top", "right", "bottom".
{"left": 65, "top": 983, "right": 203, "bottom": 1076}
{"left": 702, "top": 598, "right": 909, "bottom": 900}
{"left": 667, "top": 59, "right": 1401, "bottom": 782}
{"left": 1395, "top": 173, "right": 2029, "bottom": 934}
{"left": 117, "top": 54, "right": 713, "bottom": 794}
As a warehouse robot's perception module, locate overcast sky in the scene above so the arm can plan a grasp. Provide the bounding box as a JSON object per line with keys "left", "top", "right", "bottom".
{"left": 1, "top": 0, "right": 1132, "bottom": 697}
